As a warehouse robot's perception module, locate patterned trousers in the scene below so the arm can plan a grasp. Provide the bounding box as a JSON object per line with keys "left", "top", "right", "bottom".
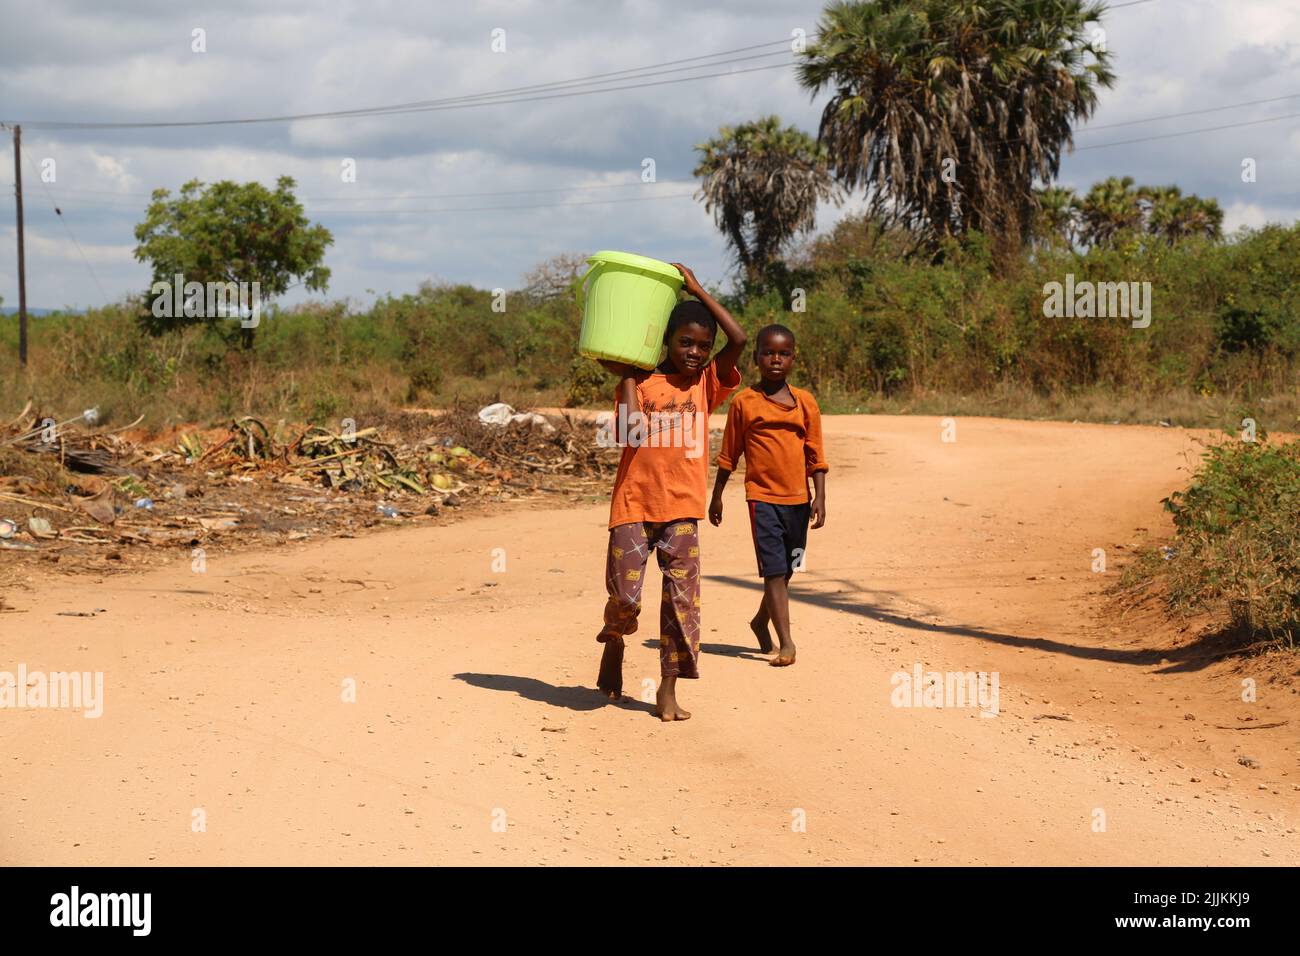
{"left": 596, "top": 519, "right": 702, "bottom": 679}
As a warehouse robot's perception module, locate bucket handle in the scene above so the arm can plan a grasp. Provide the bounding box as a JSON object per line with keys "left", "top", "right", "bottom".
{"left": 570, "top": 258, "right": 605, "bottom": 306}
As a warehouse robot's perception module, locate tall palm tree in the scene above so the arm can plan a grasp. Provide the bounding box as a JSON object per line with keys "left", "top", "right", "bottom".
{"left": 797, "top": 0, "right": 1115, "bottom": 259}
{"left": 693, "top": 116, "right": 840, "bottom": 289}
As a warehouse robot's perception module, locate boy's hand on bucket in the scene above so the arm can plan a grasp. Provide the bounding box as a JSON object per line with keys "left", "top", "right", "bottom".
{"left": 670, "top": 262, "right": 703, "bottom": 297}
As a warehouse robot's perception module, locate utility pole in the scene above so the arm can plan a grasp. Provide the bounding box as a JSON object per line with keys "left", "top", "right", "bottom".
{"left": 12, "top": 123, "right": 28, "bottom": 367}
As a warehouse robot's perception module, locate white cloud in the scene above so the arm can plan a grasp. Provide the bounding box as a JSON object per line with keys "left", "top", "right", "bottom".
{"left": 1223, "top": 200, "right": 1300, "bottom": 233}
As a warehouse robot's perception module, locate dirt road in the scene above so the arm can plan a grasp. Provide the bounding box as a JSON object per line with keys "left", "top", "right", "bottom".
{"left": 2, "top": 415, "right": 1296, "bottom": 865}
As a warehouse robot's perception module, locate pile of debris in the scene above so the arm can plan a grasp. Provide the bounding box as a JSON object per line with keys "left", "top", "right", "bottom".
{"left": 0, "top": 401, "right": 619, "bottom": 578}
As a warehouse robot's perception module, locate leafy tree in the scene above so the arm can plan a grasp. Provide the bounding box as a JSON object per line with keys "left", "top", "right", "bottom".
{"left": 133, "top": 176, "right": 333, "bottom": 347}
{"left": 797, "top": 0, "right": 1115, "bottom": 260}
{"left": 693, "top": 115, "right": 840, "bottom": 290}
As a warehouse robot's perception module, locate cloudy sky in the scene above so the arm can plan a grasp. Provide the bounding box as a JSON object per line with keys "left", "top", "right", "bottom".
{"left": 1, "top": 0, "right": 1298, "bottom": 311}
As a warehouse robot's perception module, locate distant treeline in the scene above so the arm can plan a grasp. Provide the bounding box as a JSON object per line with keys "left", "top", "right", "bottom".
{"left": 2, "top": 215, "right": 1298, "bottom": 431}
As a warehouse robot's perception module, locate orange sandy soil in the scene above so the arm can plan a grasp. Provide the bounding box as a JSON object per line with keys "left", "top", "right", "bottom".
{"left": 1, "top": 415, "right": 1296, "bottom": 865}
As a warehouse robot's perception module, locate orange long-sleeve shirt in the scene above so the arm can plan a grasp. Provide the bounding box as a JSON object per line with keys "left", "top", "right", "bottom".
{"left": 715, "top": 384, "right": 829, "bottom": 504}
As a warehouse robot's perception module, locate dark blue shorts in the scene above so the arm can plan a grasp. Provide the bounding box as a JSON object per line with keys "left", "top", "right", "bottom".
{"left": 747, "top": 500, "right": 811, "bottom": 578}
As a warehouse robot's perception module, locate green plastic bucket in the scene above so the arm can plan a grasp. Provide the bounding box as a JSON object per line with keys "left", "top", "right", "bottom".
{"left": 577, "top": 250, "right": 684, "bottom": 370}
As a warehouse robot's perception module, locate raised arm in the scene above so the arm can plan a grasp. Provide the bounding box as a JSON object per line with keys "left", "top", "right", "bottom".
{"left": 671, "top": 263, "right": 747, "bottom": 378}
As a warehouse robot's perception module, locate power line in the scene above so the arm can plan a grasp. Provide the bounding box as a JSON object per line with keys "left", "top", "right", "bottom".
{"left": 300, "top": 192, "right": 698, "bottom": 215}
{"left": 11, "top": 189, "right": 701, "bottom": 215}
{"left": 302, "top": 181, "right": 695, "bottom": 203}
{"left": 5, "top": 179, "right": 697, "bottom": 202}
{"left": 3, "top": 1, "right": 1158, "bottom": 131}
{"left": 1076, "top": 91, "right": 1300, "bottom": 133}
{"left": 1075, "top": 110, "right": 1300, "bottom": 150}
{"left": 12, "top": 93, "right": 1298, "bottom": 215}
{"left": 326, "top": 41, "right": 794, "bottom": 113}
{"left": 22, "top": 147, "right": 110, "bottom": 304}
{"left": 6, "top": 50, "right": 796, "bottom": 130}
{"left": 29, "top": 80, "right": 1298, "bottom": 206}
{"left": 19, "top": 102, "right": 1300, "bottom": 215}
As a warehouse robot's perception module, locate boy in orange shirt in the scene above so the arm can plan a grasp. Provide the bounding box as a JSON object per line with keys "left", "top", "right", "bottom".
{"left": 710, "top": 324, "right": 828, "bottom": 666}
{"left": 593, "top": 263, "right": 746, "bottom": 721}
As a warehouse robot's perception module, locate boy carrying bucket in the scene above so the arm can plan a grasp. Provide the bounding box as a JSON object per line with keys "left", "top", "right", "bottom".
{"left": 709, "top": 324, "right": 828, "bottom": 666}
{"left": 594, "top": 263, "right": 746, "bottom": 721}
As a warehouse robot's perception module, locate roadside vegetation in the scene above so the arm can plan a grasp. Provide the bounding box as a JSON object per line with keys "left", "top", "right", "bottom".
{"left": 1125, "top": 434, "right": 1300, "bottom": 651}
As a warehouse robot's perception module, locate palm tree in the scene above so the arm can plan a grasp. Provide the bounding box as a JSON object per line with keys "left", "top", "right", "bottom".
{"left": 1034, "top": 185, "right": 1080, "bottom": 248}
{"left": 693, "top": 116, "right": 840, "bottom": 289}
{"left": 796, "top": 0, "right": 1115, "bottom": 259}
{"left": 1140, "top": 185, "right": 1223, "bottom": 243}
{"left": 1078, "top": 175, "right": 1144, "bottom": 247}
{"left": 1076, "top": 178, "right": 1224, "bottom": 247}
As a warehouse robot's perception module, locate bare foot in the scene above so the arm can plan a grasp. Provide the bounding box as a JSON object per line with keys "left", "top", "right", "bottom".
{"left": 596, "top": 636, "right": 624, "bottom": 700}
{"left": 770, "top": 643, "right": 796, "bottom": 667}
{"left": 749, "top": 615, "right": 774, "bottom": 654}
{"left": 655, "top": 704, "right": 693, "bottom": 722}
{"left": 654, "top": 678, "right": 692, "bottom": 721}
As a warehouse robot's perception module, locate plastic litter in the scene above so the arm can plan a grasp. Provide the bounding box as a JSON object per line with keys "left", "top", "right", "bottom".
{"left": 134, "top": 498, "right": 154, "bottom": 510}
{"left": 0, "top": 518, "right": 17, "bottom": 539}
{"left": 27, "top": 517, "right": 56, "bottom": 538}
{"left": 376, "top": 503, "right": 400, "bottom": 518}
{"left": 478, "top": 402, "right": 556, "bottom": 434}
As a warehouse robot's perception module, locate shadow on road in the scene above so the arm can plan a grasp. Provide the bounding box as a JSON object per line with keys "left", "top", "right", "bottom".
{"left": 454, "top": 672, "right": 657, "bottom": 714}
{"left": 638, "top": 639, "right": 767, "bottom": 661}
{"left": 705, "top": 572, "right": 1252, "bottom": 674}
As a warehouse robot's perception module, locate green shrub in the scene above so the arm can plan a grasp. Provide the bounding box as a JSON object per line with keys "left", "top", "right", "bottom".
{"left": 565, "top": 356, "right": 614, "bottom": 407}
{"left": 406, "top": 362, "right": 443, "bottom": 402}
{"left": 1159, "top": 436, "right": 1300, "bottom": 646}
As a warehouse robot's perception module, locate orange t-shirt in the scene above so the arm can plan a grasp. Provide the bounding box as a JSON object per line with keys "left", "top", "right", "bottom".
{"left": 715, "top": 384, "right": 829, "bottom": 504}
{"left": 607, "top": 358, "right": 741, "bottom": 529}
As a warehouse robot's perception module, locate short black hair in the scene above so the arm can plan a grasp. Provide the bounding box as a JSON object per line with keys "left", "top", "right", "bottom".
{"left": 665, "top": 300, "right": 717, "bottom": 341}
{"left": 756, "top": 323, "right": 795, "bottom": 349}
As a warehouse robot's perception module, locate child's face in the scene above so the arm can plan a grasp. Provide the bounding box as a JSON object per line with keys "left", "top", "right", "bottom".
{"left": 755, "top": 332, "right": 795, "bottom": 382}
{"left": 664, "top": 322, "right": 715, "bottom": 375}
